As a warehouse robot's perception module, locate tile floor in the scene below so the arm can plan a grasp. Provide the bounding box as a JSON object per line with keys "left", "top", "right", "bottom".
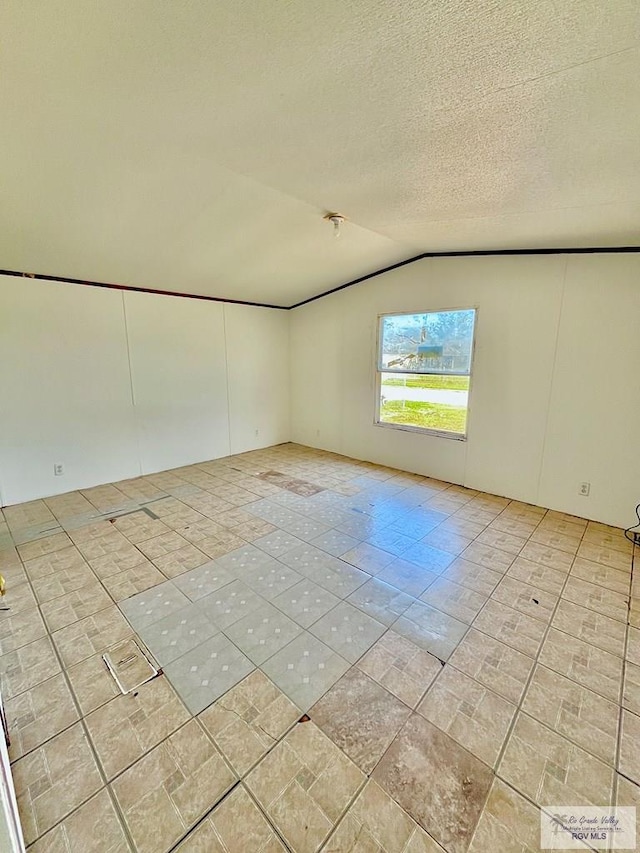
{"left": 0, "top": 442, "right": 637, "bottom": 852}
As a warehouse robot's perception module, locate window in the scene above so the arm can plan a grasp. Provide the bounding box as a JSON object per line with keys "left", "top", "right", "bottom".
{"left": 375, "top": 308, "right": 476, "bottom": 439}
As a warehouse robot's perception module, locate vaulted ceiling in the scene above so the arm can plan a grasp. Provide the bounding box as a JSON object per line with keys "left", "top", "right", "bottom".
{"left": 1, "top": 2, "right": 639, "bottom": 306}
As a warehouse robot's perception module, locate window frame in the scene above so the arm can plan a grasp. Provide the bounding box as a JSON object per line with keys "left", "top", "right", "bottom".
{"left": 373, "top": 307, "right": 478, "bottom": 441}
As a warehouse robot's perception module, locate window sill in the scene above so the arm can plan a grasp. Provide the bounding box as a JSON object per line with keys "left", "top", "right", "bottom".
{"left": 373, "top": 420, "right": 467, "bottom": 441}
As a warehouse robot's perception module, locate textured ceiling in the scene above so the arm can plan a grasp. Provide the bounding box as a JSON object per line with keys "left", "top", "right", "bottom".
{"left": 1, "top": 2, "right": 639, "bottom": 306}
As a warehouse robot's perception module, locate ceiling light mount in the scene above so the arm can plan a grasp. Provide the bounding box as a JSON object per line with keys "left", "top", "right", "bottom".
{"left": 324, "top": 212, "right": 346, "bottom": 238}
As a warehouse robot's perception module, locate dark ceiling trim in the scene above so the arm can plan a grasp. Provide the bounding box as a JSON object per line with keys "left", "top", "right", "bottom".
{"left": 0, "top": 268, "right": 288, "bottom": 310}
{"left": 3, "top": 245, "right": 640, "bottom": 312}
{"left": 289, "top": 245, "right": 640, "bottom": 309}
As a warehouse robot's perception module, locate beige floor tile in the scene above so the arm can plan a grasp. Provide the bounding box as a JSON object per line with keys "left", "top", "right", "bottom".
{"left": 0, "top": 579, "right": 38, "bottom": 615}
{"left": 498, "top": 712, "right": 614, "bottom": 808}
{"left": 199, "top": 532, "right": 247, "bottom": 559}
{"left": 162, "top": 510, "right": 208, "bottom": 531}
{"left": 539, "top": 628, "right": 624, "bottom": 702}
{"left": 472, "top": 599, "right": 547, "bottom": 657}
{"left": 32, "top": 562, "right": 97, "bottom": 604}
{"left": 69, "top": 520, "right": 118, "bottom": 544}
{"left": 0, "top": 635, "right": 61, "bottom": 699}
{"left": 231, "top": 519, "right": 278, "bottom": 542}
{"left": 452, "top": 505, "right": 498, "bottom": 527}
{"left": 536, "top": 516, "right": 585, "bottom": 537}
{"left": 449, "top": 628, "right": 533, "bottom": 703}
{"left": 24, "top": 545, "right": 88, "bottom": 581}
{"left": 545, "top": 510, "right": 587, "bottom": 529}
{"left": 211, "top": 507, "right": 256, "bottom": 528}
{"left": 89, "top": 545, "right": 151, "bottom": 579}
{"left": 421, "top": 526, "right": 473, "bottom": 556}
{"left": 12, "top": 722, "right": 103, "bottom": 845}
{"left": 246, "top": 720, "right": 365, "bottom": 853}
{"left": 561, "top": 576, "right": 629, "bottom": 622}
{"left": 551, "top": 599, "right": 626, "bottom": 657}
{"left": 115, "top": 518, "right": 170, "bottom": 545}
{"left": 102, "top": 561, "right": 165, "bottom": 601}
{"left": 619, "top": 710, "right": 640, "bottom": 784}
{"left": 623, "top": 661, "right": 640, "bottom": 714}
{"left": 628, "top": 626, "right": 640, "bottom": 665}
{"left": 16, "top": 531, "right": 72, "bottom": 561}
{"left": 41, "top": 581, "right": 113, "bottom": 632}
{"left": 460, "top": 542, "right": 515, "bottom": 573}
{"left": 437, "top": 517, "right": 486, "bottom": 540}
{"left": 136, "top": 531, "right": 191, "bottom": 559}
{"left": 311, "top": 668, "right": 411, "bottom": 774}
{"left": 373, "top": 714, "right": 493, "bottom": 853}
{"left": 519, "top": 540, "right": 574, "bottom": 572}
{"left": 67, "top": 650, "right": 123, "bottom": 715}
{"left": 440, "top": 558, "right": 502, "bottom": 596}
{"left": 324, "top": 779, "right": 444, "bottom": 853}
{"left": 6, "top": 672, "right": 79, "bottom": 761}
{"left": 176, "top": 784, "right": 287, "bottom": 852}
{"left": 582, "top": 526, "right": 634, "bottom": 554}
{"left": 0, "top": 559, "right": 28, "bottom": 588}
{"left": 420, "top": 578, "right": 487, "bottom": 624}
{"left": 468, "top": 778, "right": 541, "bottom": 853}
{"left": 112, "top": 719, "right": 236, "bottom": 853}
{"left": 417, "top": 666, "right": 516, "bottom": 767}
{"left": 356, "top": 630, "right": 443, "bottom": 708}
{"left": 0, "top": 545, "right": 21, "bottom": 572}
{"left": 468, "top": 777, "right": 591, "bottom": 853}
{"left": 52, "top": 605, "right": 132, "bottom": 667}
{"left": 28, "top": 788, "right": 132, "bottom": 853}
{"left": 522, "top": 665, "right": 619, "bottom": 765}
{"left": 529, "top": 527, "right": 581, "bottom": 555}
{"left": 491, "top": 576, "right": 558, "bottom": 623}
{"left": 198, "top": 669, "right": 300, "bottom": 776}
{"left": 0, "top": 605, "right": 47, "bottom": 654}
{"left": 474, "top": 527, "right": 526, "bottom": 556}
{"left": 488, "top": 515, "right": 538, "bottom": 538}
{"left": 153, "top": 543, "right": 209, "bottom": 578}
{"left": 576, "top": 542, "right": 632, "bottom": 572}
{"left": 506, "top": 556, "right": 566, "bottom": 595}
{"left": 85, "top": 675, "right": 190, "bottom": 779}
{"left": 570, "top": 557, "right": 630, "bottom": 595}
{"left": 78, "top": 531, "right": 137, "bottom": 560}
{"left": 614, "top": 773, "right": 640, "bottom": 853}
{"left": 176, "top": 518, "right": 226, "bottom": 543}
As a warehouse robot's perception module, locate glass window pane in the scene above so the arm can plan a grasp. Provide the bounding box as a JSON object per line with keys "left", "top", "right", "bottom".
{"left": 379, "top": 372, "right": 470, "bottom": 435}
{"left": 379, "top": 309, "right": 476, "bottom": 375}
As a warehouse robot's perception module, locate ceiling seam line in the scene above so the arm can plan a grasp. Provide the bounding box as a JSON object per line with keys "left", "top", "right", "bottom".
{"left": 288, "top": 246, "right": 640, "bottom": 309}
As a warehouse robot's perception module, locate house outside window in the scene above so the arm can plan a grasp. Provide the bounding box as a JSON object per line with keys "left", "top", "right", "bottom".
{"left": 375, "top": 308, "right": 477, "bottom": 439}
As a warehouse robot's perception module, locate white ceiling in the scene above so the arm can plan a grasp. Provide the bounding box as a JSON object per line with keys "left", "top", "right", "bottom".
{"left": 1, "top": 2, "right": 639, "bottom": 306}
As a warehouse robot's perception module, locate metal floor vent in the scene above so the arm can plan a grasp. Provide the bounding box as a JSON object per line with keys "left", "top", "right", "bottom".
{"left": 103, "top": 638, "right": 160, "bottom": 694}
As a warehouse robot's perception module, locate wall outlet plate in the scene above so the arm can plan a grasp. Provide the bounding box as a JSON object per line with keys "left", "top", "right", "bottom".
{"left": 579, "top": 482, "right": 590, "bottom": 496}
{"left": 53, "top": 463, "right": 64, "bottom": 476}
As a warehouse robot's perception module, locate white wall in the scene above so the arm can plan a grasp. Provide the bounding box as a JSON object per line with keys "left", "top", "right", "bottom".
{"left": 0, "top": 275, "right": 290, "bottom": 505}
{"left": 124, "top": 292, "right": 231, "bottom": 474}
{"left": 290, "top": 254, "right": 640, "bottom": 528}
{"left": 224, "top": 304, "right": 290, "bottom": 455}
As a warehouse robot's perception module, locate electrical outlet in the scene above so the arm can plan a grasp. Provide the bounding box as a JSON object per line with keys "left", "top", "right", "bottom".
{"left": 579, "top": 482, "right": 590, "bottom": 497}
{"left": 54, "top": 463, "right": 64, "bottom": 477}
{"left": 254, "top": 429, "right": 259, "bottom": 437}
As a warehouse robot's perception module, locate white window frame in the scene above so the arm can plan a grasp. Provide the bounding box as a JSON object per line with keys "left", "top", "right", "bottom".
{"left": 374, "top": 307, "right": 477, "bottom": 441}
